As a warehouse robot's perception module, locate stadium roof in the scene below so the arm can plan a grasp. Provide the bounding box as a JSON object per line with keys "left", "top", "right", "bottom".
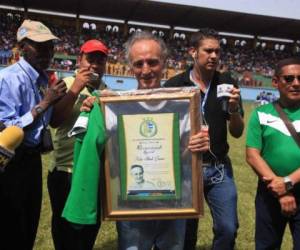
{"left": 2, "top": 0, "right": 300, "bottom": 41}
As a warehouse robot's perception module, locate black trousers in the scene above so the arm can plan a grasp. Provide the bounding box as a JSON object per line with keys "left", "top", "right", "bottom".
{"left": 47, "top": 169, "right": 100, "bottom": 250}
{"left": 0, "top": 148, "right": 42, "bottom": 250}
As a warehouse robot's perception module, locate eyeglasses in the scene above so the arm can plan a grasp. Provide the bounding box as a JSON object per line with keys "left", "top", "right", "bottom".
{"left": 132, "top": 58, "right": 160, "bottom": 68}
{"left": 281, "top": 75, "right": 300, "bottom": 84}
{"left": 86, "top": 53, "right": 107, "bottom": 65}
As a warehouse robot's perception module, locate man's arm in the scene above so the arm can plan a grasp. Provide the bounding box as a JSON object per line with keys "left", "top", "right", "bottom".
{"left": 246, "top": 147, "right": 276, "bottom": 179}
{"left": 247, "top": 147, "right": 297, "bottom": 214}
{"left": 50, "top": 68, "right": 92, "bottom": 128}
{"left": 278, "top": 193, "right": 297, "bottom": 216}
{"left": 228, "top": 87, "right": 244, "bottom": 138}
{"left": 264, "top": 167, "right": 300, "bottom": 197}
{"left": 246, "top": 147, "right": 290, "bottom": 197}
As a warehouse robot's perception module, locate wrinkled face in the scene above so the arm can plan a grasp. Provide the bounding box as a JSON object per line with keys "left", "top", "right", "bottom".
{"left": 273, "top": 64, "right": 300, "bottom": 106}
{"left": 79, "top": 51, "right": 107, "bottom": 78}
{"left": 130, "top": 39, "right": 164, "bottom": 89}
{"left": 193, "top": 38, "right": 220, "bottom": 72}
{"left": 130, "top": 166, "right": 144, "bottom": 184}
{"left": 22, "top": 40, "right": 54, "bottom": 71}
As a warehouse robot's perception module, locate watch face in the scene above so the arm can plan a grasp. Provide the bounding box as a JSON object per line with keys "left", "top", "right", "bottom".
{"left": 35, "top": 106, "right": 43, "bottom": 115}
{"left": 285, "top": 181, "right": 293, "bottom": 192}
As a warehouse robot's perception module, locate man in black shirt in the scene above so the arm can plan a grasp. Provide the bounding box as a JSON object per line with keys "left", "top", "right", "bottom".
{"left": 164, "top": 28, "right": 244, "bottom": 250}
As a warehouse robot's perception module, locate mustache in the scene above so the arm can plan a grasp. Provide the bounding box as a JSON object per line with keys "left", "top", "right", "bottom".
{"left": 141, "top": 74, "right": 155, "bottom": 80}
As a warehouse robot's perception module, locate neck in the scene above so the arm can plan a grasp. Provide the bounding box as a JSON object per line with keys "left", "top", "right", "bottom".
{"left": 278, "top": 98, "right": 300, "bottom": 109}
{"left": 191, "top": 67, "right": 213, "bottom": 91}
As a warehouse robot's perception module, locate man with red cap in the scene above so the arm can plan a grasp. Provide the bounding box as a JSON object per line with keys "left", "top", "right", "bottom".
{"left": 48, "top": 39, "right": 108, "bottom": 250}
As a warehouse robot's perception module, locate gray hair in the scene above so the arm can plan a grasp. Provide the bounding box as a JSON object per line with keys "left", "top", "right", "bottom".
{"left": 124, "top": 31, "right": 168, "bottom": 65}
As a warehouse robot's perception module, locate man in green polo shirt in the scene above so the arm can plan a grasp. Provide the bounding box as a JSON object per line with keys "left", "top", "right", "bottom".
{"left": 246, "top": 57, "right": 300, "bottom": 250}
{"left": 48, "top": 39, "right": 108, "bottom": 250}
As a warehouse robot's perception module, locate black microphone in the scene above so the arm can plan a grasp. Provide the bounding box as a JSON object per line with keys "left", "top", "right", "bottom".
{"left": 216, "top": 74, "right": 234, "bottom": 113}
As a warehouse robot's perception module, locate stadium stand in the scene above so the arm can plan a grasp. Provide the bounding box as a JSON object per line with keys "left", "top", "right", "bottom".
{"left": 0, "top": 8, "right": 299, "bottom": 87}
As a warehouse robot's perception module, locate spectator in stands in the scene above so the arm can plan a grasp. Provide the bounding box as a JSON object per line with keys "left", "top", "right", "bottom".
{"left": 48, "top": 39, "right": 108, "bottom": 250}
{"left": 1, "top": 9, "right": 298, "bottom": 81}
{"left": 0, "top": 19, "right": 67, "bottom": 250}
{"left": 246, "top": 57, "right": 300, "bottom": 250}
{"left": 164, "top": 28, "right": 244, "bottom": 250}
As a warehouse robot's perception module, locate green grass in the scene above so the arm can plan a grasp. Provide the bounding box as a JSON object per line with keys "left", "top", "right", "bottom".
{"left": 35, "top": 102, "right": 292, "bottom": 250}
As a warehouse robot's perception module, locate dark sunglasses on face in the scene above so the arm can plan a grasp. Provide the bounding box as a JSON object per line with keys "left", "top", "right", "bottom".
{"left": 86, "top": 53, "right": 107, "bottom": 65}
{"left": 132, "top": 58, "right": 160, "bottom": 68}
{"left": 281, "top": 75, "right": 300, "bottom": 84}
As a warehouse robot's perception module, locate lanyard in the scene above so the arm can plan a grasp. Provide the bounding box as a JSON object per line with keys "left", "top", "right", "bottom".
{"left": 201, "top": 83, "right": 211, "bottom": 118}
{"left": 189, "top": 70, "right": 211, "bottom": 119}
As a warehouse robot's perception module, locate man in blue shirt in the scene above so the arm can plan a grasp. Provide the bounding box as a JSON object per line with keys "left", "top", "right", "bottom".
{"left": 0, "top": 19, "right": 66, "bottom": 250}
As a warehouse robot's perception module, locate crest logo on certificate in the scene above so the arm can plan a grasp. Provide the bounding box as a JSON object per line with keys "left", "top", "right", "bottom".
{"left": 140, "top": 118, "right": 157, "bottom": 138}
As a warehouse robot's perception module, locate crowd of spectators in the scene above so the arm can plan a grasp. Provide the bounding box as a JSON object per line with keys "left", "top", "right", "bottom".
{"left": 1, "top": 11, "right": 298, "bottom": 86}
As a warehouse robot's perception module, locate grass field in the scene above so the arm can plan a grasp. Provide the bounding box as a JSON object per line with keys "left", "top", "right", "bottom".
{"left": 34, "top": 102, "right": 292, "bottom": 250}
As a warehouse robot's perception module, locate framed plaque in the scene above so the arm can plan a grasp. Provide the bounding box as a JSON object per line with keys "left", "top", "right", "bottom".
{"left": 99, "top": 87, "right": 203, "bottom": 220}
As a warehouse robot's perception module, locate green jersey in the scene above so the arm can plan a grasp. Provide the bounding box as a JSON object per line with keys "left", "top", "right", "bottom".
{"left": 246, "top": 103, "right": 300, "bottom": 176}
{"left": 62, "top": 102, "right": 106, "bottom": 225}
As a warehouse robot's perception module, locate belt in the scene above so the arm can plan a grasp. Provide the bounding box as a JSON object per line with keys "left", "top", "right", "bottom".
{"left": 202, "top": 157, "right": 229, "bottom": 167}
{"left": 202, "top": 161, "right": 217, "bottom": 167}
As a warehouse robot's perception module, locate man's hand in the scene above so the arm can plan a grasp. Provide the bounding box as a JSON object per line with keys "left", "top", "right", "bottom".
{"left": 70, "top": 68, "right": 93, "bottom": 95}
{"left": 263, "top": 176, "right": 286, "bottom": 197}
{"left": 80, "top": 96, "right": 97, "bottom": 112}
{"left": 228, "top": 87, "right": 241, "bottom": 113}
{"left": 188, "top": 127, "right": 210, "bottom": 153}
{"left": 41, "top": 80, "right": 67, "bottom": 109}
{"left": 279, "top": 193, "right": 297, "bottom": 217}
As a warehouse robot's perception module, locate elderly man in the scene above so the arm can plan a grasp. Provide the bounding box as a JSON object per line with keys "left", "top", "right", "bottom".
{"left": 48, "top": 39, "right": 108, "bottom": 250}
{"left": 129, "top": 164, "right": 156, "bottom": 190}
{"left": 246, "top": 57, "right": 300, "bottom": 250}
{"left": 164, "top": 28, "right": 244, "bottom": 250}
{"left": 81, "top": 31, "right": 208, "bottom": 250}
{"left": 0, "top": 20, "right": 66, "bottom": 250}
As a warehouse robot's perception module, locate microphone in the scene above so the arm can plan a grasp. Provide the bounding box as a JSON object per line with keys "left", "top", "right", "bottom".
{"left": 216, "top": 74, "right": 234, "bottom": 113}
{"left": 0, "top": 126, "right": 24, "bottom": 171}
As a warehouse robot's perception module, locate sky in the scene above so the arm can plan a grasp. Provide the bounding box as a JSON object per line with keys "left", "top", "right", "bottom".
{"left": 150, "top": 0, "right": 300, "bottom": 20}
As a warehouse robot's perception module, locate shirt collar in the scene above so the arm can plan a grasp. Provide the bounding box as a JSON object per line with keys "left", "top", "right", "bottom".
{"left": 18, "top": 57, "right": 40, "bottom": 83}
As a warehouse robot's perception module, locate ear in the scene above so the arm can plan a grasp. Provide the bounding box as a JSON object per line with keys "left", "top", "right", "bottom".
{"left": 188, "top": 47, "right": 196, "bottom": 58}
{"left": 272, "top": 76, "right": 279, "bottom": 89}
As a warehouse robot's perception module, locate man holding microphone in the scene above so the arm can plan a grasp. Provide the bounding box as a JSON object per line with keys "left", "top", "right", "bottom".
{"left": 164, "top": 28, "right": 244, "bottom": 250}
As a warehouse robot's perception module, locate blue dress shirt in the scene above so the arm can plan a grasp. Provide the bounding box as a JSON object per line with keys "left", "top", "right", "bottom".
{"left": 0, "top": 58, "right": 53, "bottom": 146}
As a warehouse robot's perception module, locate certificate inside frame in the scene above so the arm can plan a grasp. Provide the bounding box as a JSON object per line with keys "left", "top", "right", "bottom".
{"left": 100, "top": 87, "right": 203, "bottom": 220}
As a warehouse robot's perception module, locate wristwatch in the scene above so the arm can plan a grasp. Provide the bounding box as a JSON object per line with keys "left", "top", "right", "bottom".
{"left": 283, "top": 176, "right": 294, "bottom": 192}
{"left": 34, "top": 105, "right": 44, "bottom": 116}
{"left": 228, "top": 105, "right": 241, "bottom": 115}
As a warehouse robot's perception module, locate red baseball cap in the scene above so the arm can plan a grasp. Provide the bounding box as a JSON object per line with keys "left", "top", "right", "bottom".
{"left": 80, "top": 39, "right": 108, "bottom": 55}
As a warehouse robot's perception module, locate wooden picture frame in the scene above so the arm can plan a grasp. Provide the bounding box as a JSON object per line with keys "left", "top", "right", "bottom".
{"left": 99, "top": 87, "right": 203, "bottom": 220}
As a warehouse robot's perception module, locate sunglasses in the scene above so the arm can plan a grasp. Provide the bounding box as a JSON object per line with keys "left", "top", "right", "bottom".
{"left": 132, "top": 58, "right": 160, "bottom": 68}
{"left": 86, "top": 53, "right": 107, "bottom": 65}
{"left": 281, "top": 75, "right": 300, "bottom": 84}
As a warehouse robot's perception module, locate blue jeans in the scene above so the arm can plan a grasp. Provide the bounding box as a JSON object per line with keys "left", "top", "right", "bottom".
{"left": 184, "top": 161, "right": 238, "bottom": 250}
{"left": 255, "top": 181, "right": 300, "bottom": 250}
{"left": 116, "top": 219, "right": 186, "bottom": 250}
